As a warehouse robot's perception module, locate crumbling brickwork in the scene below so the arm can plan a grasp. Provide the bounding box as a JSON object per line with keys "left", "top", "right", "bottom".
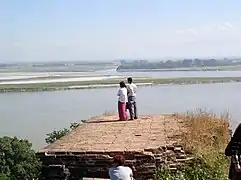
{"left": 37, "top": 115, "right": 193, "bottom": 180}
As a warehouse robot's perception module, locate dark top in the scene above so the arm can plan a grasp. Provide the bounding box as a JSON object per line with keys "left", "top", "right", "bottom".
{"left": 225, "top": 139, "right": 241, "bottom": 179}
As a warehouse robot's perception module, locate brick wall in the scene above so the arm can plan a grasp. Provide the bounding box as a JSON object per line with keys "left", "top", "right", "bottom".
{"left": 38, "top": 145, "right": 194, "bottom": 180}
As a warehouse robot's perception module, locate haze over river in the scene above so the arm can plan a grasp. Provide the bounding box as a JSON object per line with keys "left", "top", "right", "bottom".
{"left": 1, "top": 70, "right": 241, "bottom": 150}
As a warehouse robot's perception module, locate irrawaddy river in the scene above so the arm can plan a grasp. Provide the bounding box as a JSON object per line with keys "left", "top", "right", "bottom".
{"left": 1, "top": 70, "right": 241, "bottom": 150}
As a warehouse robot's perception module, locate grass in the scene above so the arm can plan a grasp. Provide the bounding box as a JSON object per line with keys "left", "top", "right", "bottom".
{"left": 156, "top": 109, "right": 231, "bottom": 180}
{"left": 102, "top": 110, "right": 116, "bottom": 116}
{"left": 1, "top": 76, "right": 241, "bottom": 93}
{"left": 180, "top": 109, "right": 230, "bottom": 156}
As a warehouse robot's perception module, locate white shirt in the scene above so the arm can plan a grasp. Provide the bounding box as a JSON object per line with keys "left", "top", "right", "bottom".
{"left": 109, "top": 166, "right": 133, "bottom": 180}
{"left": 117, "top": 87, "right": 128, "bottom": 103}
{"left": 126, "top": 83, "right": 137, "bottom": 97}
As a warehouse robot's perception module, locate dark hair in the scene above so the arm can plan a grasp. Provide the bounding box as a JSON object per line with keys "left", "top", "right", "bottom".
{"left": 127, "top": 77, "right": 132, "bottom": 83}
{"left": 113, "top": 155, "right": 125, "bottom": 166}
{"left": 119, "top": 81, "right": 126, "bottom": 88}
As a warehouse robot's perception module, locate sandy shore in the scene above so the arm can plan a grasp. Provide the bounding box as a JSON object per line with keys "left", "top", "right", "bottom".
{"left": 0, "top": 72, "right": 99, "bottom": 80}
{"left": 0, "top": 76, "right": 122, "bottom": 85}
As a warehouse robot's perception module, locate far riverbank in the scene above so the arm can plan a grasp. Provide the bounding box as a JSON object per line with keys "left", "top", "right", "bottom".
{"left": 1, "top": 76, "right": 241, "bottom": 93}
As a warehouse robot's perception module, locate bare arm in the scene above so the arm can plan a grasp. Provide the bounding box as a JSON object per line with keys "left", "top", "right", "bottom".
{"left": 126, "top": 85, "right": 130, "bottom": 95}
{"left": 117, "top": 89, "right": 121, "bottom": 96}
{"left": 134, "top": 85, "right": 137, "bottom": 93}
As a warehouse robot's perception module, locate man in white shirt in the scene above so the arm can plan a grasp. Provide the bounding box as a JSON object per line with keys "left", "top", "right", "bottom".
{"left": 126, "top": 77, "right": 138, "bottom": 120}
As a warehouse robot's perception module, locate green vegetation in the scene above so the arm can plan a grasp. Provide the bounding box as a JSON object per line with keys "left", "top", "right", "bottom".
{"left": 0, "top": 174, "right": 9, "bottom": 180}
{"left": 155, "top": 110, "right": 230, "bottom": 180}
{"left": 1, "top": 76, "right": 241, "bottom": 93}
{"left": 0, "top": 137, "right": 41, "bottom": 180}
{"left": 45, "top": 122, "right": 80, "bottom": 144}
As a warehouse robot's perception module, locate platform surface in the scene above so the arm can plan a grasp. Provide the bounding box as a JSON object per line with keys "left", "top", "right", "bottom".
{"left": 39, "top": 115, "right": 185, "bottom": 153}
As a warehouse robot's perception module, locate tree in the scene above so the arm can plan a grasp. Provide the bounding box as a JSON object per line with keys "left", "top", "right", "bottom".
{"left": 0, "top": 136, "right": 41, "bottom": 180}
{"left": 45, "top": 122, "right": 81, "bottom": 144}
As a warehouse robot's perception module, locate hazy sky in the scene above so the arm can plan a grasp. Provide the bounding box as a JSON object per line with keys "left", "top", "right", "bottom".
{"left": 1, "top": 0, "right": 241, "bottom": 62}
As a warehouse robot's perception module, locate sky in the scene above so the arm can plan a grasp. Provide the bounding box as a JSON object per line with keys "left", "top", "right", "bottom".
{"left": 1, "top": 0, "right": 241, "bottom": 62}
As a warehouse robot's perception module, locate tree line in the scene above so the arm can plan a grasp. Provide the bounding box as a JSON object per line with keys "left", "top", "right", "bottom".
{"left": 117, "top": 58, "right": 241, "bottom": 70}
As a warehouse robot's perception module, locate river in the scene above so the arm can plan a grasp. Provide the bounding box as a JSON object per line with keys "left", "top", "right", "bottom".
{"left": 0, "top": 82, "right": 241, "bottom": 150}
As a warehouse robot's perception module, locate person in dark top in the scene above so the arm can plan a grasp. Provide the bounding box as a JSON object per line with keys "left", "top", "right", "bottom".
{"left": 225, "top": 124, "right": 241, "bottom": 180}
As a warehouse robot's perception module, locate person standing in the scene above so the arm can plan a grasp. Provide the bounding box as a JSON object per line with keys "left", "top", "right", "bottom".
{"left": 225, "top": 123, "right": 241, "bottom": 180}
{"left": 117, "top": 81, "right": 128, "bottom": 121}
{"left": 126, "top": 77, "right": 137, "bottom": 120}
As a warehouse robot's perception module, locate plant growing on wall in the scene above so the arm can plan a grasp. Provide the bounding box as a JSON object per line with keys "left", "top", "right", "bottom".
{"left": 45, "top": 122, "right": 81, "bottom": 144}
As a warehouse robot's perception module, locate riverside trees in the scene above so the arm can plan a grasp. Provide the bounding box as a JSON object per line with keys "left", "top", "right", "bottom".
{"left": 0, "top": 136, "right": 40, "bottom": 180}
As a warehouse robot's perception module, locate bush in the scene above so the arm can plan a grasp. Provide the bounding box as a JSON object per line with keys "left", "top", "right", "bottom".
{"left": 45, "top": 122, "right": 80, "bottom": 144}
{"left": 0, "top": 136, "right": 41, "bottom": 180}
{"left": 156, "top": 155, "right": 228, "bottom": 180}
{"left": 155, "top": 109, "right": 231, "bottom": 180}
{"left": 0, "top": 174, "right": 10, "bottom": 180}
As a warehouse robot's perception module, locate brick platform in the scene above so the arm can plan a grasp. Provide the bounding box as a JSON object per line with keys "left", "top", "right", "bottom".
{"left": 37, "top": 115, "right": 193, "bottom": 180}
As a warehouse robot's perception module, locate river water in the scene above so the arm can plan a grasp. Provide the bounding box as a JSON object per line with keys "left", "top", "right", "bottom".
{"left": 1, "top": 81, "right": 241, "bottom": 150}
